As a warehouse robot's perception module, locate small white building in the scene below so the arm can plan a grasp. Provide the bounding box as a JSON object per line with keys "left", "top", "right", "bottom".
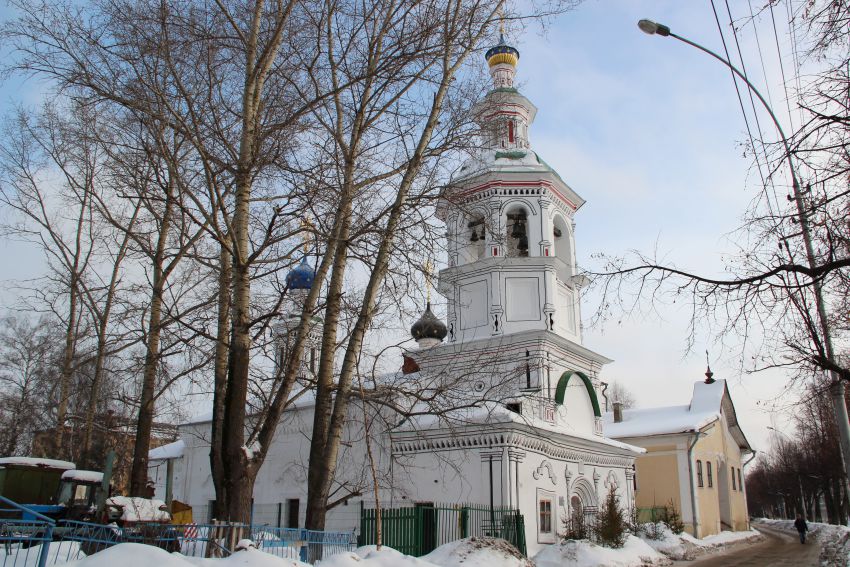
{"left": 149, "top": 35, "right": 641, "bottom": 557}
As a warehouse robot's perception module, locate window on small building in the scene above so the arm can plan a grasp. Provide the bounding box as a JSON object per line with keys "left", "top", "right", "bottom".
{"left": 732, "top": 466, "right": 737, "bottom": 490}
{"left": 539, "top": 498, "right": 553, "bottom": 534}
{"left": 738, "top": 468, "right": 743, "bottom": 492}
{"left": 707, "top": 461, "right": 713, "bottom": 488}
{"left": 696, "top": 460, "right": 704, "bottom": 487}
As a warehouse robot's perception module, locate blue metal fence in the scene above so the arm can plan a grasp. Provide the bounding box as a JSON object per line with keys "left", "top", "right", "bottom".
{"left": 1, "top": 510, "right": 356, "bottom": 565}
{"left": 0, "top": 496, "right": 55, "bottom": 567}
{"left": 253, "top": 527, "right": 357, "bottom": 562}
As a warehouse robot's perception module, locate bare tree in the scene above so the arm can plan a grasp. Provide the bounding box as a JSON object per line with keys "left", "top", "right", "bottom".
{"left": 0, "top": 316, "right": 58, "bottom": 455}
{"left": 0, "top": 102, "right": 110, "bottom": 459}
{"left": 608, "top": 381, "right": 636, "bottom": 410}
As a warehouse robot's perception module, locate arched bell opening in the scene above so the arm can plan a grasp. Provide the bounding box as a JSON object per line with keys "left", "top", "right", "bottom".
{"left": 506, "top": 206, "right": 529, "bottom": 258}
{"left": 552, "top": 214, "right": 572, "bottom": 279}
{"left": 457, "top": 212, "right": 486, "bottom": 264}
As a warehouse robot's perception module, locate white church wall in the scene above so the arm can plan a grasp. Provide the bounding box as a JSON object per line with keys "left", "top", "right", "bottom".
{"left": 392, "top": 447, "right": 489, "bottom": 505}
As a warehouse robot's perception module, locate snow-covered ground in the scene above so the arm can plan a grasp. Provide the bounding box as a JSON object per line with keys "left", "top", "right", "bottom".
{"left": 637, "top": 523, "right": 762, "bottom": 561}
{"left": 756, "top": 517, "right": 850, "bottom": 566}
{"left": 10, "top": 528, "right": 764, "bottom": 567}
{"left": 534, "top": 535, "right": 670, "bottom": 567}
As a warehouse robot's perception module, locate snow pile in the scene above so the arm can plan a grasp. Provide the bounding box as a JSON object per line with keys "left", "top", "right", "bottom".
{"left": 316, "top": 545, "right": 439, "bottom": 567}
{"left": 422, "top": 537, "right": 533, "bottom": 567}
{"left": 105, "top": 496, "right": 171, "bottom": 522}
{"left": 757, "top": 518, "right": 850, "bottom": 566}
{"left": 188, "top": 546, "right": 310, "bottom": 567}
{"left": 533, "top": 535, "right": 671, "bottom": 567}
{"left": 0, "top": 541, "right": 86, "bottom": 566}
{"left": 637, "top": 523, "right": 760, "bottom": 560}
{"left": 638, "top": 524, "right": 702, "bottom": 560}
{"left": 63, "top": 543, "right": 188, "bottom": 567}
{"left": 699, "top": 530, "right": 761, "bottom": 547}
{"left": 61, "top": 543, "right": 311, "bottom": 567}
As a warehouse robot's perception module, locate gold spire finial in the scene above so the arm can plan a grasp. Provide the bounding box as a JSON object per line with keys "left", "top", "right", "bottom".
{"left": 425, "top": 259, "right": 433, "bottom": 304}
{"left": 300, "top": 217, "right": 315, "bottom": 254}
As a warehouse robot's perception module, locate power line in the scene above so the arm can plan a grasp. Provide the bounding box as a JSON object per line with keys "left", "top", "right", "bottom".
{"left": 724, "top": 0, "right": 786, "bottom": 223}
{"left": 709, "top": 1, "right": 773, "bottom": 213}
{"left": 768, "top": 0, "right": 798, "bottom": 134}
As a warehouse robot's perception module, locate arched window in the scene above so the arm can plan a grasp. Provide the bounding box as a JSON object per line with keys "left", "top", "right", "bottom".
{"left": 506, "top": 207, "right": 529, "bottom": 258}
{"left": 696, "top": 460, "right": 704, "bottom": 487}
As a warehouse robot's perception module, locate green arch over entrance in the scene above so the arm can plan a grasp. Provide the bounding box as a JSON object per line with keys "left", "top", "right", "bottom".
{"left": 554, "top": 370, "right": 602, "bottom": 417}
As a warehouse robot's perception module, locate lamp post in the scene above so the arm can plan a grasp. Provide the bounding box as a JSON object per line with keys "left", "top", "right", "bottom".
{"left": 637, "top": 17, "right": 850, "bottom": 501}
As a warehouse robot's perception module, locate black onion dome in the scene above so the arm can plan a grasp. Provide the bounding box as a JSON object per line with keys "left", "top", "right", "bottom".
{"left": 411, "top": 302, "right": 448, "bottom": 342}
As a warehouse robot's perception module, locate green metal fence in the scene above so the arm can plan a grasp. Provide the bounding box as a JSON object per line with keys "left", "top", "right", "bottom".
{"left": 636, "top": 506, "right": 669, "bottom": 523}
{"left": 358, "top": 504, "right": 526, "bottom": 557}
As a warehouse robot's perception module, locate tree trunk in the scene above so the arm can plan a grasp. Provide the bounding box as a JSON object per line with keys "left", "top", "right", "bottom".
{"left": 306, "top": 60, "right": 459, "bottom": 530}
{"left": 55, "top": 278, "right": 79, "bottom": 459}
{"left": 305, "top": 183, "right": 354, "bottom": 531}
{"left": 81, "top": 207, "right": 138, "bottom": 468}
{"left": 130, "top": 184, "right": 174, "bottom": 495}
{"left": 221, "top": 139, "right": 256, "bottom": 522}
{"left": 210, "top": 241, "right": 231, "bottom": 519}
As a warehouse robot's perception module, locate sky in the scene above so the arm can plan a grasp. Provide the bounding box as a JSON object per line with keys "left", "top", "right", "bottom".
{"left": 0, "top": 1, "right": 811, "bottom": 452}
{"left": 514, "top": 0, "right": 805, "bottom": 453}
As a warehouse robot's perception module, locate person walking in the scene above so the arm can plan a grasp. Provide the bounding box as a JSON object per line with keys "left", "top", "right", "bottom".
{"left": 794, "top": 514, "right": 808, "bottom": 544}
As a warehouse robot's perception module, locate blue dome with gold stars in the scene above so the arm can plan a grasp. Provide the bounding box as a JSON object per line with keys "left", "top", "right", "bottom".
{"left": 286, "top": 257, "right": 316, "bottom": 290}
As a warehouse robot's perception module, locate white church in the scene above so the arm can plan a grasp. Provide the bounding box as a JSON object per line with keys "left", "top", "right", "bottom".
{"left": 149, "top": 35, "right": 641, "bottom": 557}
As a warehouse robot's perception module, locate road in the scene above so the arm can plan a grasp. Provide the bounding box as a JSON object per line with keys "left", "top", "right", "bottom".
{"left": 674, "top": 524, "right": 821, "bottom": 567}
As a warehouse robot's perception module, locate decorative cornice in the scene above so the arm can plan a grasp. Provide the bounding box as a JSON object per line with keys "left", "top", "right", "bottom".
{"left": 390, "top": 424, "right": 635, "bottom": 469}
{"left": 448, "top": 180, "right": 579, "bottom": 214}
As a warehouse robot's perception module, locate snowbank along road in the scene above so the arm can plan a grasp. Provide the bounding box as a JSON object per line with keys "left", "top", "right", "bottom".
{"left": 675, "top": 524, "right": 820, "bottom": 567}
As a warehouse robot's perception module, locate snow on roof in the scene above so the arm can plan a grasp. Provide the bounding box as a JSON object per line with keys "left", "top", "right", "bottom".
{"left": 603, "top": 404, "right": 720, "bottom": 439}
{"left": 61, "top": 470, "right": 103, "bottom": 483}
{"left": 397, "top": 401, "right": 643, "bottom": 454}
{"left": 603, "top": 379, "right": 733, "bottom": 440}
{"left": 690, "top": 379, "right": 726, "bottom": 414}
{"left": 182, "top": 390, "right": 320, "bottom": 426}
{"left": 0, "top": 457, "right": 75, "bottom": 470}
{"left": 148, "top": 439, "right": 185, "bottom": 460}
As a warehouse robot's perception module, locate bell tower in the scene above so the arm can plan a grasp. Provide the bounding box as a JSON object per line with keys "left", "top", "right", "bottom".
{"left": 435, "top": 36, "right": 588, "bottom": 346}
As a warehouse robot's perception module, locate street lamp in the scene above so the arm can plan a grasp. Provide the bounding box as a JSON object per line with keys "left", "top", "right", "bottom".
{"left": 638, "top": 17, "right": 850, "bottom": 501}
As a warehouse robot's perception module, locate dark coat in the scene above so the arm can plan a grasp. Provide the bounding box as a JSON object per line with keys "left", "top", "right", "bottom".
{"left": 794, "top": 518, "right": 808, "bottom": 533}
